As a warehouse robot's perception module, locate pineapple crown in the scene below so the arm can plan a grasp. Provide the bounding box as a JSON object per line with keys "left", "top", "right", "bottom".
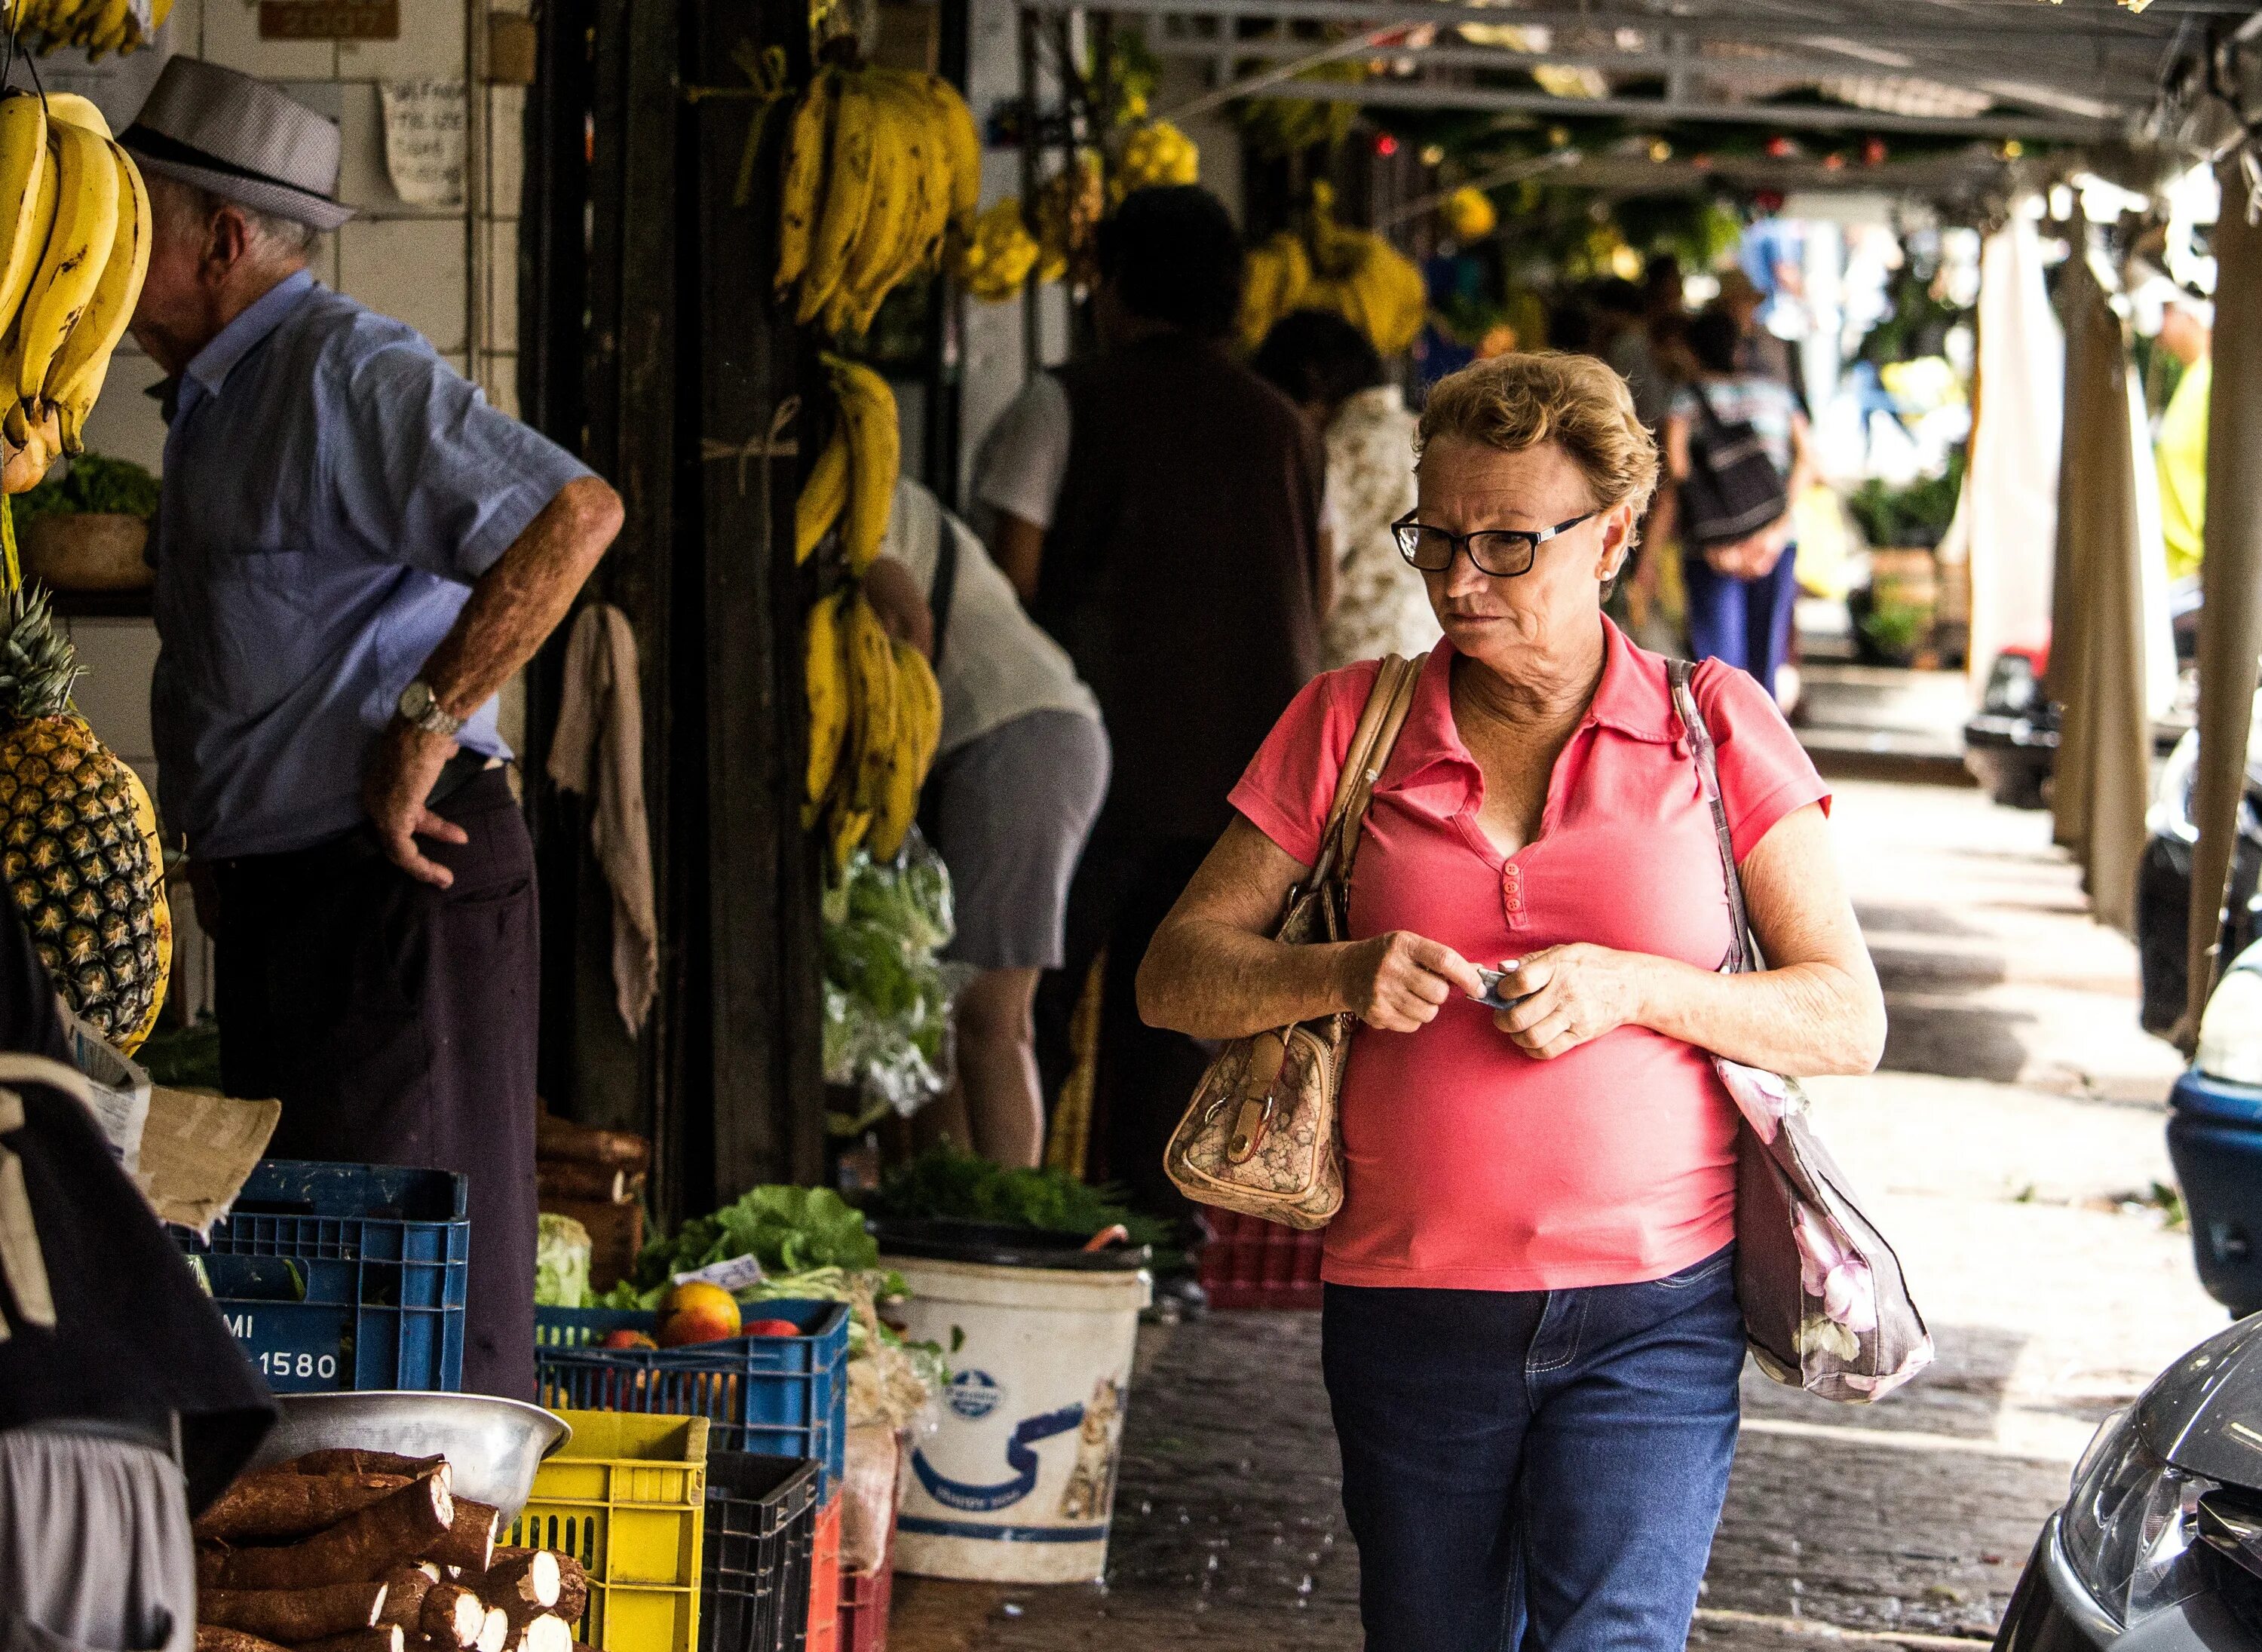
{"left": 0, "top": 584, "right": 81, "bottom": 721}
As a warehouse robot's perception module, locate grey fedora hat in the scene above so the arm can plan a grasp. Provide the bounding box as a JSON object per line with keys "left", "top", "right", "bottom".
{"left": 119, "top": 56, "right": 354, "bottom": 231}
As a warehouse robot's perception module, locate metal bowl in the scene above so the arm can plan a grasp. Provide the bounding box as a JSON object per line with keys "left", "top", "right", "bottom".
{"left": 246, "top": 1393, "right": 570, "bottom": 1522}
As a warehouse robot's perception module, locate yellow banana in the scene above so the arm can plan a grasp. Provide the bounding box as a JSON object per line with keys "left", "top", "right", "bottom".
{"left": 0, "top": 97, "right": 49, "bottom": 346}
{"left": 775, "top": 69, "right": 834, "bottom": 298}
{"left": 804, "top": 590, "right": 849, "bottom": 805}
{"left": 38, "top": 93, "right": 109, "bottom": 138}
{"left": 826, "top": 796, "right": 872, "bottom": 880}
{"left": 10, "top": 121, "right": 116, "bottom": 408}
{"left": 866, "top": 639, "right": 936, "bottom": 861}
{"left": 823, "top": 354, "right": 898, "bottom": 574}
{"left": 927, "top": 76, "right": 980, "bottom": 233}
{"left": 795, "top": 428, "right": 849, "bottom": 563}
{"left": 797, "top": 73, "right": 878, "bottom": 325}
{"left": 44, "top": 139, "right": 146, "bottom": 437}
{"left": 53, "top": 348, "right": 103, "bottom": 455}
{"left": 844, "top": 590, "right": 901, "bottom": 813}
{"left": 838, "top": 75, "right": 918, "bottom": 331}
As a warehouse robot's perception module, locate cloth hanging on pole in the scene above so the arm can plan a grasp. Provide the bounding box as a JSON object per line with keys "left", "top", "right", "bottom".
{"left": 1960, "top": 202, "right": 2064, "bottom": 703}
{"left": 2048, "top": 255, "right": 2158, "bottom": 934}
{"left": 2186, "top": 158, "right": 2262, "bottom": 1037}
{"left": 547, "top": 602, "right": 661, "bottom": 1037}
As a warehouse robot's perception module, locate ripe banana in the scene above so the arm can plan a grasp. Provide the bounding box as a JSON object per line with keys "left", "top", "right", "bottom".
{"left": 823, "top": 354, "right": 899, "bottom": 575}
{"left": 844, "top": 591, "right": 901, "bottom": 814}
{"left": 8, "top": 121, "right": 117, "bottom": 408}
{"left": 805, "top": 590, "right": 849, "bottom": 805}
{"left": 826, "top": 795, "right": 872, "bottom": 880}
{"left": 39, "top": 93, "right": 109, "bottom": 137}
{"left": 795, "top": 428, "right": 849, "bottom": 564}
{"left": 797, "top": 72, "right": 878, "bottom": 325}
{"left": 0, "top": 97, "right": 50, "bottom": 345}
{"left": 839, "top": 77, "right": 918, "bottom": 333}
{"left": 926, "top": 76, "right": 980, "bottom": 234}
{"left": 866, "top": 639, "right": 939, "bottom": 862}
{"left": 776, "top": 68, "right": 835, "bottom": 298}
{"left": 44, "top": 139, "right": 147, "bottom": 449}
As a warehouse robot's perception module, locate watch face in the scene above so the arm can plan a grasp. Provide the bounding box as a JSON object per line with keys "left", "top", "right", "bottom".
{"left": 401, "top": 681, "right": 433, "bottom": 720}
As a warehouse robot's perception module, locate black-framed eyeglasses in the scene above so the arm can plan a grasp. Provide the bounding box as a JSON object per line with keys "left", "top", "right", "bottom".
{"left": 1391, "top": 511, "right": 1599, "bottom": 578}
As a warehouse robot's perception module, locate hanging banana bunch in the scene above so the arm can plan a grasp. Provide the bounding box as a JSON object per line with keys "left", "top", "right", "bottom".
{"left": 948, "top": 198, "right": 1039, "bottom": 302}
{"left": 795, "top": 354, "right": 939, "bottom": 877}
{"left": 0, "top": 91, "right": 153, "bottom": 493}
{"left": 6, "top": 0, "right": 174, "bottom": 59}
{"left": 1238, "top": 182, "right": 1426, "bottom": 357}
{"left": 1111, "top": 118, "right": 1198, "bottom": 204}
{"left": 1032, "top": 150, "right": 1102, "bottom": 287}
{"left": 777, "top": 62, "right": 980, "bottom": 338}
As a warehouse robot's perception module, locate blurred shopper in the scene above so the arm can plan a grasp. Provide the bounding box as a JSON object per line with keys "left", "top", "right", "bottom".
{"left": 1715, "top": 267, "right": 1802, "bottom": 403}
{"left": 1139, "top": 351, "right": 1883, "bottom": 1652}
{"left": 1607, "top": 254, "right": 1686, "bottom": 431}
{"left": 1660, "top": 308, "right": 1815, "bottom": 696}
{"left": 2153, "top": 288, "right": 2213, "bottom": 584}
{"left": 0, "top": 895, "right": 274, "bottom": 1652}
{"left": 866, "top": 480, "right": 1109, "bottom": 1169}
{"left": 973, "top": 185, "right": 1328, "bottom": 1221}
{"left": 1254, "top": 309, "right": 1441, "bottom": 667}
{"left": 126, "top": 59, "right": 621, "bottom": 1399}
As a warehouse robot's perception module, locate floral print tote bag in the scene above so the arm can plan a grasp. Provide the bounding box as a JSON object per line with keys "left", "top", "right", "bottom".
{"left": 1669, "top": 660, "right": 1935, "bottom": 1403}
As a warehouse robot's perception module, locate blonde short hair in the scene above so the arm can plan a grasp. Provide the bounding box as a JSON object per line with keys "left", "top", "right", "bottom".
{"left": 1417, "top": 351, "right": 1660, "bottom": 522}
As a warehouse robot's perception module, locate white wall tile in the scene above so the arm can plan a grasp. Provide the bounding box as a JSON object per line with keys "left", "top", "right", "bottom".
{"left": 61, "top": 619, "right": 159, "bottom": 771}
{"left": 336, "top": 0, "right": 467, "bottom": 81}
{"left": 78, "top": 348, "right": 169, "bottom": 476}
{"left": 201, "top": 0, "right": 335, "bottom": 79}
{"left": 483, "top": 216, "right": 517, "bottom": 354}
{"left": 338, "top": 216, "right": 467, "bottom": 351}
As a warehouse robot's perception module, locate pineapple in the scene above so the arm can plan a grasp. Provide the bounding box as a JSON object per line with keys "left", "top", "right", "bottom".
{"left": 0, "top": 585, "right": 168, "bottom": 1053}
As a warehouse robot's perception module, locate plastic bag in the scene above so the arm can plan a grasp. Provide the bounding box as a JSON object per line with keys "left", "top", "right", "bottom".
{"left": 821, "top": 831, "right": 969, "bottom": 1124}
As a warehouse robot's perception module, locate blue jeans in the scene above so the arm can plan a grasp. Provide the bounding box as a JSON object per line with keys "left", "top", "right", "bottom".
{"left": 1322, "top": 1246, "right": 1744, "bottom": 1652}
{"left": 1684, "top": 544, "right": 1799, "bottom": 696}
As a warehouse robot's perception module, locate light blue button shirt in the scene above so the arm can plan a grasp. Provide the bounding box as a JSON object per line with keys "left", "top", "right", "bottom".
{"left": 150, "top": 270, "right": 593, "bottom": 858}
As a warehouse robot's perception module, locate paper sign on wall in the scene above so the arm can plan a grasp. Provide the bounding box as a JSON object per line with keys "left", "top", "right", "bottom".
{"left": 379, "top": 78, "right": 467, "bottom": 209}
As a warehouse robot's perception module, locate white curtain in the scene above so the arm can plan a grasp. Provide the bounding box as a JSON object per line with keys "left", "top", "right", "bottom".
{"left": 1960, "top": 201, "right": 2065, "bottom": 699}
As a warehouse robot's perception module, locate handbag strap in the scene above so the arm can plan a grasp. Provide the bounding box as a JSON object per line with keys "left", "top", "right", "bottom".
{"left": 1313, "top": 653, "right": 1427, "bottom": 891}
{"left": 1667, "top": 658, "right": 1758, "bottom": 975}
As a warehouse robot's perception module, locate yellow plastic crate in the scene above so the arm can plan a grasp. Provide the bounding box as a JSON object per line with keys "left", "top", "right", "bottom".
{"left": 511, "top": 1409, "right": 710, "bottom": 1652}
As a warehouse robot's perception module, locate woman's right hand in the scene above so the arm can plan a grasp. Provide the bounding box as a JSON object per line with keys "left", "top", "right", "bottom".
{"left": 1334, "top": 932, "right": 1486, "bottom": 1031}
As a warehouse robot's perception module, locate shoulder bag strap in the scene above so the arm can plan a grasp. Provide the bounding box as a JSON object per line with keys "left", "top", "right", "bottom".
{"left": 1334, "top": 652, "right": 1427, "bottom": 883}
{"left": 1668, "top": 658, "right": 1756, "bottom": 974}
{"left": 1305, "top": 654, "right": 1412, "bottom": 888}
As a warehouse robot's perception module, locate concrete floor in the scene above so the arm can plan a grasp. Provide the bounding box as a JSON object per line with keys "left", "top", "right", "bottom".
{"left": 888, "top": 779, "right": 2226, "bottom": 1652}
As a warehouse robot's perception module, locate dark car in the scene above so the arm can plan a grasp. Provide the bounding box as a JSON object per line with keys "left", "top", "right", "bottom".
{"left": 1994, "top": 1312, "right": 2262, "bottom": 1650}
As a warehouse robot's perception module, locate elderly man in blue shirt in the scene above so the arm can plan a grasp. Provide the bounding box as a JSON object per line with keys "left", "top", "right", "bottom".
{"left": 121, "top": 59, "right": 621, "bottom": 1399}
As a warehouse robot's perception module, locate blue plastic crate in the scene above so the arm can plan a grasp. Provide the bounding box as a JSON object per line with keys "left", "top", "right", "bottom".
{"left": 535, "top": 1299, "right": 849, "bottom": 1497}
{"left": 179, "top": 1160, "right": 468, "bottom": 1393}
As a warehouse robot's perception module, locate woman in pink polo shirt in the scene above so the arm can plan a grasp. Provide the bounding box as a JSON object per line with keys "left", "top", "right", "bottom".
{"left": 1139, "top": 352, "right": 1885, "bottom": 1652}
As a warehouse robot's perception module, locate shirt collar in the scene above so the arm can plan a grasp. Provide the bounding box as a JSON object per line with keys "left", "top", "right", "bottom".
{"left": 183, "top": 268, "right": 317, "bottom": 403}
{"left": 1379, "top": 616, "right": 1681, "bottom": 793}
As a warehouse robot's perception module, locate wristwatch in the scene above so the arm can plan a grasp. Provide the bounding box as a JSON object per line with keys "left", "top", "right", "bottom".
{"left": 397, "top": 679, "right": 465, "bottom": 737}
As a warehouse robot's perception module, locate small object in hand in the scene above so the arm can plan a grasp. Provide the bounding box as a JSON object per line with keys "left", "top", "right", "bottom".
{"left": 1471, "top": 963, "right": 1529, "bottom": 1011}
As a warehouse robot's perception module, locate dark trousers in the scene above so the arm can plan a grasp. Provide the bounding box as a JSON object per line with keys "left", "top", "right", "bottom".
{"left": 1041, "top": 832, "right": 1213, "bottom": 1222}
{"left": 1322, "top": 1247, "right": 1744, "bottom": 1652}
{"left": 214, "top": 771, "right": 540, "bottom": 1401}
{"left": 1683, "top": 544, "right": 1799, "bottom": 696}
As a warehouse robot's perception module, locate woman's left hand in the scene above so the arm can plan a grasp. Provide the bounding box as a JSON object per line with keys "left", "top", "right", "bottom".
{"left": 1492, "top": 943, "right": 1655, "bottom": 1059}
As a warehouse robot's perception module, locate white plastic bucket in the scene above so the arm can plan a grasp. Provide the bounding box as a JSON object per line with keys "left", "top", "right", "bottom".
{"left": 886, "top": 1251, "right": 1151, "bottom": 1583}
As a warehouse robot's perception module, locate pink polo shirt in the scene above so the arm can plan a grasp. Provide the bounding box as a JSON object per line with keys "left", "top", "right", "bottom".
{"left": 1228, "top": 619, "right": 1829, "bottom": 1292}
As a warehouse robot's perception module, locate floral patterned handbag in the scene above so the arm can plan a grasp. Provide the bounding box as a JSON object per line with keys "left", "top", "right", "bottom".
{"left": 1163, "top": 653, "right": 1426, "bottom": 1229}
{"left": 1669, "top": 660, "right": 1935, "bottom": 1402}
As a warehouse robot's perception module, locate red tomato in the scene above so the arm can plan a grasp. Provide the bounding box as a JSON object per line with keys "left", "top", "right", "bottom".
{"left": 742, "top": 1318, "right": 803, "bottom": 1338}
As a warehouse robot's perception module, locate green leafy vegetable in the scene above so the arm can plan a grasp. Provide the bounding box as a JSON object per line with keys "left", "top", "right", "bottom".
{"left": 536, "top": 1212, "right": 594, "bottom": 1308}
{"left": 14, "top": 452, "right": 160, "bottom": 523}
{"left": 609, "top": 1184, "right": 881, "bottom": 1307}
{"left": 871, "top": 1143, "right": 1174, "bottom": 1251}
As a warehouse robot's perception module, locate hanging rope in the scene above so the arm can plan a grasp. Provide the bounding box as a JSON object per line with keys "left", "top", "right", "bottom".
{"left": 699, "top": 395, "right": 801, "bottom": 497}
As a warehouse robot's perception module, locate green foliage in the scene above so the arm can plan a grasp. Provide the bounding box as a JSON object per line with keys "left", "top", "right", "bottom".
{"left": 14, "top": 452, "right": 160, "bottom": 523}
{"left": 1859, "top": 599, "right": 1929, "bottom": 660}
{"left": 605, "top": 1184, "right": 883, "bottom": 1309}
{"left": 536, "top": 1213, "right": 594, "bottom": 1308}
{"left": 1847, "top": 451, "right": 1965, "bottom": 550}
{"left": 870, "top": 1142, "right": 1174, "bottom": 1251}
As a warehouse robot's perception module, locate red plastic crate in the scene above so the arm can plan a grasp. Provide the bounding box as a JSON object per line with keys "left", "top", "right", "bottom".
{"left": 1197, "top": 1211, "right": 1326, "bottom": 1309}
{"left": 806, "top": 1492, "right": 843, "bottom": 1652}
{"left": 839, "top": 1534, "right": 893, "bottom": 1652}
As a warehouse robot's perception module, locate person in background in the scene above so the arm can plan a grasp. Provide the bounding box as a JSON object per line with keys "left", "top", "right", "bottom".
{"left": 1657, "top": 308, "right": 1815, "bottom": 697}
{"left": 1608, "top": 254, "right": 1686, "bottom": 433}
{"left": 973, "top": 185, "right": 1328, "bottom": 1227}
{"left": 125, "top": 58, "right": 621, "bottom": 1400}
{"left": 2153, "top": 287, "right": 2213, "bottom": 586}
{"left": 0, "top": 893, "right": 275, "bottom": 1652}
{"left": 1254, "top": 309, "right": 1440, "bottom": 668}
{"left": 864, "top": 479, "right": 1109, "bottom": 1168}
{"left": 1714, "top": 267, "right": 1803, "bottom": 406}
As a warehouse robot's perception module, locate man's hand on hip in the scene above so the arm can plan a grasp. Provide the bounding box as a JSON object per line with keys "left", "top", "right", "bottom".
{"left": 364, "top": 722, "right": 470, "bottom": 887}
